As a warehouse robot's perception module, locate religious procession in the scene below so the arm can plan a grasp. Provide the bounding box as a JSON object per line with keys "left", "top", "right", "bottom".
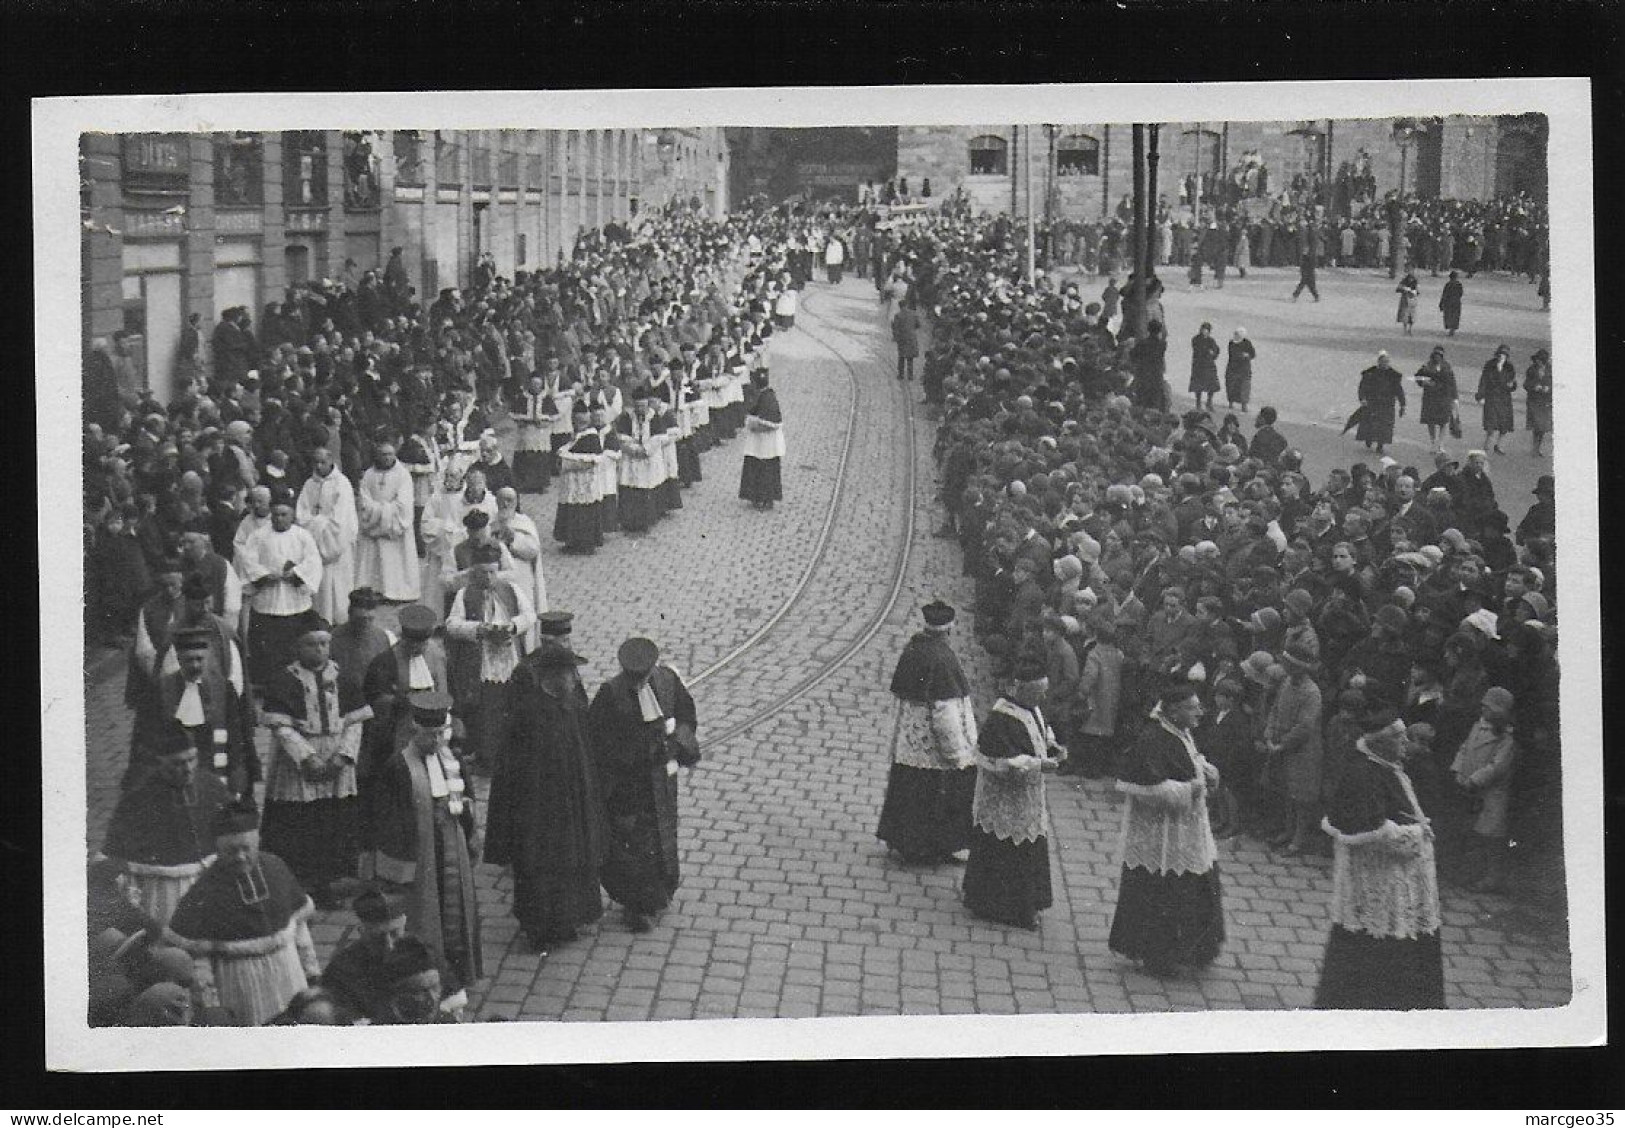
{"left": 79, "top": 122, "right": 1565, "bottom": 1029}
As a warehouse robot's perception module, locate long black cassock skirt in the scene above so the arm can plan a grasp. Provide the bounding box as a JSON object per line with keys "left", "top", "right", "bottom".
{"left": 876, "top": 764, "right": 976, "bottom": 861}
{"left": 601, "top": 490, "right": 621, "bottom": 533}
{"left": 677, "top": 437, "right": 702, "bottom": 484}
{"left": 1108, "top": 864, "right": 1226, "bottom": 968}
{"left": 739, "top": 456, "right": 783, "bottom": 504}
{"left": 553, "top": 501, "right": 604, "bottom": 550}
{"left": 962, "top": 828, "right": 1053, "bottom": 926}
{"left": 1315, "top": 926, "right": 1446, "bottom": 1010}
{"left": 261, "top": 796, "right": 359, "bottom": 894}
{"left": 618, "top": 486, "right": 661, "bottom": 533}
{"left": 513, "top": 449, "right": 551, "bottom": 492}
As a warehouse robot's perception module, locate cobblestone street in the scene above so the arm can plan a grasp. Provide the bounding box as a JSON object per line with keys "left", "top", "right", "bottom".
{"left": 81, "top": 274, "right": 1572, "bottom": 1021}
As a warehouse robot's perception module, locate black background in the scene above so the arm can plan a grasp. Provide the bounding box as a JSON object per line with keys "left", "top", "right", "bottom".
{"left": 4, "top": 0, "right": 1621, "bottom": 1108}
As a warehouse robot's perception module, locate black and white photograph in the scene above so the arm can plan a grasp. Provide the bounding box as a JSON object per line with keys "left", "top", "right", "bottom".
{"left": 36, "top": 80, "right": 1601, "bottom": 1071}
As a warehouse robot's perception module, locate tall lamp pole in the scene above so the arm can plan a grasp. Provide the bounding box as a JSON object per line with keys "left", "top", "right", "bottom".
{"left": 1025, "top": 123, "right": 1036, "bottom": 283}
{"left": 1130, "top": 124, "right": 1146, "bottom": 339}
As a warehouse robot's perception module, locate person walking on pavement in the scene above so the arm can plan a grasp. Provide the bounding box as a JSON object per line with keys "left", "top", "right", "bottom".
{"left": 1524, "top": 348, "right": 1552, "bottom": 457}
{"left": 1439, "top": 270, "right": 1465, "bottom": 336}
{"left": 1476, "top": 344, "right": 1518, "bottom": 455}
{"left": 1189, "top": 322, "right": 1220, "bottom": 413}
{"left": 1292, "top": 250, "right": 1320, "bottom": 302}
{"left": 1395, "top": 271, "right": 1421, "bottom": 335}
{"left": 1415, "top": 346, "right": 1459, "bottom": 451}
{"left": 1350, "top": 350, "right": 1406, "bottom": 456}
{"left": 892, "top": 297, "right": 922, "bottom": 383}
{"left": 1224, "top": 328, "right": 1256, "bottom": 414}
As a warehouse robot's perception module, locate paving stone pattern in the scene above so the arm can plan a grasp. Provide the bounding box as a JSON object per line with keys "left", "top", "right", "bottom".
{"left": 80, "top": 276, "right": 1571, "bottom": 1021}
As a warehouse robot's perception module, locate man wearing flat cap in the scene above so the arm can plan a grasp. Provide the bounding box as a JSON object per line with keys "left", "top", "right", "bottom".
{"left": 878, "top": 601, "right": 979, "bottom": 864}
{"left": 237, "top": 485, "right": 324, "bottom": 688}
{"left": 259, "top": 624, "right": 372, "bottom": 906}
{"left": 165, "top": 798, "right": 320, "bottom": 1026}
{"left": 362, "top": 691, "right": 483, "bottom": 991}
{"left": 489, "top": 636, "right": 605, "bottom": 953}
{"left": 588, "top": 637, "right": 700, "bottom": 933}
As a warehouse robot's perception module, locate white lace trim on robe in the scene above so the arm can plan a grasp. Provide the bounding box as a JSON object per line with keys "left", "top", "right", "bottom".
{"left": 1322, "top": 755, "right": 1442, "bottom": 940}
{"left": 1115, "top": 719, "right": 1218, "bottom": 877}
{"left": 894, "top": 696, "right": 977, "bottom": 771}
{"left": 971, "top": 700, "right": 1052, "bottom": 845}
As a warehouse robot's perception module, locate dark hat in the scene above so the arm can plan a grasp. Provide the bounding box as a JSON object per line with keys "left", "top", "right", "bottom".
{"left": 617, "top": 636, "right": 660, "bottom": 674}
{"left": 409, "top": 691, "right": 453, "bottom": 725}
{"left": 1011, "top": 642, "right": 1048, "bottom": 683}
{"left": 173, "top": 627, "right": 212, "bottom": 653}
{"left": 352, "top": 884, "right": 409, "bottom": 924}
{"left": 470, "top": 541, "right": 504, "bottom": 565}
{"left": 529, "top": 639, "right": 589, "bottom": 669}
{"left": 381, "top": 936, "right": 437, "bottom": 985}
{"left": 398, "top": 603, "right": 438, "bottom": 639}
{"left": 181, "top": 573, "right": 210, "bottom": 600}
{"left": 210, "top": 797, "right": 260, "bottom": 838}
{"left": 155, "top": 721, "right": 197, "bottom": 757}
{"left": 921, "top": 600, "right": 956, "bottom": 628}
{"left": 269, "top": 485, "right": 296, "bottom": 507}
{"left": 536, "top": 610, "right": 574, "bottom": 637}
{"left": 298, "top": 620, "right": 332, "bottom": 644}
{"left": 462, "top": 508, "right": 491, "bottom": 531}
{"left": 348, "top": 586, "right": 382, "bottom": 609}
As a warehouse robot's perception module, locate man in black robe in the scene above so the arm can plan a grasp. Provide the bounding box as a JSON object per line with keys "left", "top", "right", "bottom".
{"left": 322, "top": 884, "right": 463, "bottom": 1023}
{"left": 877, "top": 601, "right": 979, "bottom": 864}
{"left": 1352, "top": 351, "right": 1406, "bottom": 455}
{"left": 488, "top": 636, "right": 605, "bottom": 953}
{"left": 588, "top": 637, "right": 700, "bottom": 933}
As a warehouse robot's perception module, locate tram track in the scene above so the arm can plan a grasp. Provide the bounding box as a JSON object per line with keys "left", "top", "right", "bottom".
{"left": 693, "top": 285, "right": 919, "bottom": 753}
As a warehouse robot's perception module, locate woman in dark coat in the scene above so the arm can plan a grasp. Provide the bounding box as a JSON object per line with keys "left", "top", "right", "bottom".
{"left": 962, "top": 652, "right": 1061, "bottom": 929}
{"left": 1224, "top": 328, "right": 1256, "bottom": 413}
{"left": 1475, "top": 344, "right": 1518, "bottom": 453}
{"left": 1395, "top": 272, "right": 1420, "bottom": 334}
{"left": 1130, "top": 322, "right": 1169, "bottom": 412}
{"left": 1414, "top": 347, "right": 1458, "bottom": 451}
{"left": 1524, "top": 348, "right": 1552, "bottom": 456}
{"left": 1108, "top": 682, "right": 1226, "bottom": 975}
{"left": 1438, "top": 271, "right": 1464, "bottom": 336}
{"left": 1188, "top": 322, "right": 1221, "bottom": 412}
{"left": 1315, "top": 718, "right": 1445, "bottom": 1010}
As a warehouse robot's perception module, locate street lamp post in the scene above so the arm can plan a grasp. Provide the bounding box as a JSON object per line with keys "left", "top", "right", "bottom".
{"left": 1025, "top": 123, "right": 1036, "bottom": 283}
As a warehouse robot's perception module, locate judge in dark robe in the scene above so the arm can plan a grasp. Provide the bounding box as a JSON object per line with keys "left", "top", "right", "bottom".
{"left": 588, "top": 637, "right": 700, "bottom": 933}
{"left": 1316, "top": 718, "right": 1445, "bottom": 1010}
{"left": 1108, "top": 681, "right": 1226, "bottom": 975}
{"left": 488, "top": 638, "right": 606, "bottom": 952}
{"left": 739, "top": 369, "right": 784, "bottom": 509}
{"left": 361, "top": 691, "right": 484, "bottom": 990}
{"left": 102, "top": 722, "right": 234, "bottom": 928}
{"left": 164, "top": 799, "right": 320, "bottom": 1027}
{"left": 962, "top": 647, "right": 1062, "bottom": 929}
{"left": 877, "top": 601, "right": 979, "bottom": 864}
{"left": 327, "top": 587, "right": 393, "bottom": 688}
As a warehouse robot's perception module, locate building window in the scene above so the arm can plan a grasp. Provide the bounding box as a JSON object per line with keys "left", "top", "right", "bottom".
{"left": 1056, "top": 134, "right": 1099, "bottom": 177}
{"left": 343, "top": 131, "right": 381, "bottom": 210}
{"left": 498, "top": 143, "right": 519, "bottom": 190}
{"left": 968, "top": 134, "right": 1008, "bottom": 176}
{"left": 1283, "top": 127, "right": 1327, "bottom": 195}
{"left": 282, "top": 131, "right": 328, "bottom": 207}
{"left": 524, "top": 150, "right": 545, "bottom": 185}
{"left": 517, "top": 232, "right": 527, "bottom": 266}
{"left": 435, "top": 131, "right": 461, "bottom": 185}
{"left": 472, "top": 142, "right": 494, "bottom": 188}
{"left": 121, "top": 133, "right": 190, "bottom": 196}
{"left": 394, "top": 129, "right": 425, "bottom": 187}
{"left": 214, "top": 133, "right": 263, "bottom": 206}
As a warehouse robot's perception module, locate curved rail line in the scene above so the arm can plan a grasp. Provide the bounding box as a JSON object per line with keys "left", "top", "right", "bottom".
{"left": 687, "top": 286, "right": 866, "bottom": 689}
{"left": 697, "top": 286, "right": 919, "bottom": 752}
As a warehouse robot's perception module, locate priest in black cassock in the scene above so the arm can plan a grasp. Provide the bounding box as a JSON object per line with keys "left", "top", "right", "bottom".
{"left": 488, "top": 637, "right": 605, "bottom": 953}
{"left": 588, "top": 637, "right": 700, "bottom": 933}
{"left": 739, "top": 368, "right": 784, "bottom": 510}
{"left": 877, "top": 601, "right": 979, "bottom": 864}
{"left": 1108, "top": 680, "right": 1226, "bottom": 976}
{"left": 962, "top": 646, "right": 1062, "bottom": 929}
{"left": 102, "top": 721, "right": 233, "bottom": 928}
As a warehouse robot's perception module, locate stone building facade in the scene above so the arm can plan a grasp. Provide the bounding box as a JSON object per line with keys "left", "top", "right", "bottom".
{"left": 895, "top": 116, "right": 1546, "bottom": 223}
{"left": 80, "top": 127, "right": 728, "bottom": 405}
